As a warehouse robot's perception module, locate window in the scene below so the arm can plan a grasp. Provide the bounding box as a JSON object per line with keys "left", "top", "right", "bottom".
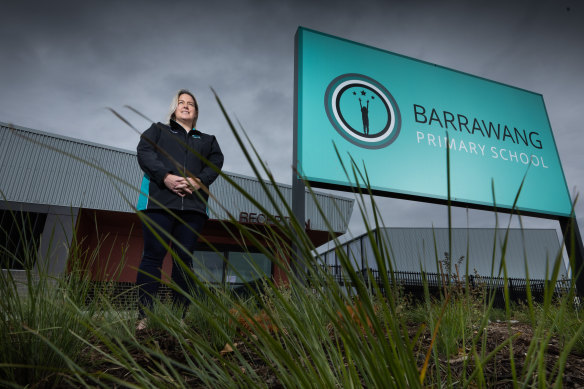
{"left": 192, "top": 250, "right": 225, "bottom": 284}
{"left": 347, "top": 239, "right": 362, "bottom": 270}
{"left": 362, "top": 238, "right": 377, "bottom": 271}
{"left": 226, "top": 252, "right": 271, "bottom": 284}
{"left": 0, "top": 210, "right": 47, "bottom": 270}
{"left": 192, "top": 249, "right": 272, "bottom": 285}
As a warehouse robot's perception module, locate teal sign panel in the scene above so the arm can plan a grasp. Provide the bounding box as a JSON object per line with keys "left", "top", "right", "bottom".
{"left": 296, "top": 27, "right": 572, "bottom": 217}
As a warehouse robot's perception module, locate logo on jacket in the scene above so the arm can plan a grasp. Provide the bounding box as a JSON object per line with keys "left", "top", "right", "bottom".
{"left": 324, "top": 74, "right": 401, "bottom": 149}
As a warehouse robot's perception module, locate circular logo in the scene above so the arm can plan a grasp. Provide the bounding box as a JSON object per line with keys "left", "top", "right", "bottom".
{"left": 324, "top": 74, "right": 401, "bottom": 149}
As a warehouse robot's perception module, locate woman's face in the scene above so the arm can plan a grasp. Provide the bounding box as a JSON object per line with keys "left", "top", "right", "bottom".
{"left": 174, "top": 93, "right": 197, "bottom": 127}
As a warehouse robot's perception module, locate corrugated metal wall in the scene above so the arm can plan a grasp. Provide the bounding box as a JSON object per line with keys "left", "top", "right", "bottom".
{"left": 0, "top": 123, "right": 140, "bottom": 212}
{"left": 322, "top": 227, "right": 568, "bottom": 280}
{"left": 0, "top": 123, "right": 353, "bottom": 233}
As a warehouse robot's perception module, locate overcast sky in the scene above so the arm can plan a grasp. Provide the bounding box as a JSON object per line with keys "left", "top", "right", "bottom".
{"left": 1, "top": 0, "right": 583, "bottom": 247}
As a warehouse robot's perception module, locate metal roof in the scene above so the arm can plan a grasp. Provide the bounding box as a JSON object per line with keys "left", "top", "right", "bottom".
{"left": 321, "top": 227, "right": 568, "bottom": 280}
{"left": 0, "top": 122, "right": 353, "bottom": 233}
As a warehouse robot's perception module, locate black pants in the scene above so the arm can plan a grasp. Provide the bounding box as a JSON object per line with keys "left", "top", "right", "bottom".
{"left": 136, "top": 210, "right": 206, "bottom": 318}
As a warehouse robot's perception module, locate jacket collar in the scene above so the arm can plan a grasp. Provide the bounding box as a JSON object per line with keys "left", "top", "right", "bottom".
{"left": 169, "top": 119, "right": 201, "bottom": 136}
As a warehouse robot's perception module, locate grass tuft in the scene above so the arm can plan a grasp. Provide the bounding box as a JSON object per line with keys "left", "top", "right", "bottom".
{"left": 0, "top": 94, "right": 582, "bottom": 388}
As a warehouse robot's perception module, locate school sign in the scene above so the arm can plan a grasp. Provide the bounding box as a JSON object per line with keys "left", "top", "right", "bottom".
{"left": 295, "top": 27, "right": 572, "bottom": 217}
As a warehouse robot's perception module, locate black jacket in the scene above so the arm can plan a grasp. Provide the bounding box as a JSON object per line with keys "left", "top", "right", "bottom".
{"left": 136, "top": 120, "right": 224, "bottom": 216}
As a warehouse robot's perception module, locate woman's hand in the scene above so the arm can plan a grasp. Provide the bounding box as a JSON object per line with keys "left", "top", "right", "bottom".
{"left": 163, "top": 174, "right": 202, "bottom": 196}
{"left": 186, "top": 177, "right": 202, "bottom": 191}
{"left": 164, "top": 174, "right": 191, "bottom": 197}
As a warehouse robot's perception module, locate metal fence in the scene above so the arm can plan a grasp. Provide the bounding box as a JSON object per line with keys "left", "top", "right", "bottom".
{"left": 85, "top": 278, "right": 268, "bottom": 309}
{"left": 85, "top": 266, "right": 574, "bottom": 309}
{"left": 318, "top": 265, "right": 573, "bottom": 308}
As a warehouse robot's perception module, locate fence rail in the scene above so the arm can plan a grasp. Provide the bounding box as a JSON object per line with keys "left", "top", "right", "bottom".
{"left": 84, "top": 266, "right": 574, "bottom": 309}
{"left": 318, "top": 265, "right": 573, "bottom": 307}
{"left": 85, "top": 278, "right": 268, "bottom": 309}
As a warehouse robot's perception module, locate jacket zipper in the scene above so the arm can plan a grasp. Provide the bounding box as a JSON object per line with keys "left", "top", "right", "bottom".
{"left": 181, "top": 130, "right": 188, "bottom": 211}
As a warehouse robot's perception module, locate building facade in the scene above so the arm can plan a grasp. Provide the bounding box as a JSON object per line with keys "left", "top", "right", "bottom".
{"left": 0, "top": 122, "right": 354, "bottom": 291}
{"left": 320, "top": 227, "right": 570, "bottom": 281}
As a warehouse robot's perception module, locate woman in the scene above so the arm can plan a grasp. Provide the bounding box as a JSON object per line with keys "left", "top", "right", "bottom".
{"left": 135, "top": 89, "right": 224, "bottom": 329}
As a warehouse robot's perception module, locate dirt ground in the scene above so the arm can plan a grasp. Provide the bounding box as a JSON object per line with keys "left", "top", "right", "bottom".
{"left": 414, "top": 321, "right": 584, "bottom": 388}
{"left": 72, "top": 320, "right": 584, "bottom": 388}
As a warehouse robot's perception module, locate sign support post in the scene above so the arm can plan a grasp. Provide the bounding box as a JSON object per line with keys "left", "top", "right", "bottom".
{"left": 559, "top": 216, "right": 584, "bottom": 295}
{"left": 291, "top": 29, "right": 306, "bottom": 283}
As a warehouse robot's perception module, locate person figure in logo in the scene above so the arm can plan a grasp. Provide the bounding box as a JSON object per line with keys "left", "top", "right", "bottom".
{"left": 359, "top": 97, "right": 369, "bottom": 135}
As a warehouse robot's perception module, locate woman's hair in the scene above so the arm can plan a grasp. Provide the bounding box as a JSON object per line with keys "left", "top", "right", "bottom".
{"left": 167, "top": 89, "right": 199, "bottom": 128}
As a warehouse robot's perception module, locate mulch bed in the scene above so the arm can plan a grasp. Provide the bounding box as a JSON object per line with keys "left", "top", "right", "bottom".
{"left": 413, "top": 321, "right": 584, "bottom": 388}
{"left": 69, "top": 321, "right": 584, "bottom": 388}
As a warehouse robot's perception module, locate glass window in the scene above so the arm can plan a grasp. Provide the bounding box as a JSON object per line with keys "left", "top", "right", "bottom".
{"left": 323, "top": 251, "right": 331, "bottom": 266}
{"left": 326, "top": 250, "right": 340, "bottom": 274}
{"left": 329, "top": 250, "right": 339, "bottom": 267}
{"left": 1, "top": 210, "right": 46, "bottom": 270}
{"left": 347, "top": 239, "right": 362, "bottom": 270}
{"left": 226, "top": 252, "right": 271, "bottom": 284}
{"left": 362, "top": 238, "right": 378, "bottom": 271}
{"left": 192, "top": 250, "right": 225, "bottom": 284}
